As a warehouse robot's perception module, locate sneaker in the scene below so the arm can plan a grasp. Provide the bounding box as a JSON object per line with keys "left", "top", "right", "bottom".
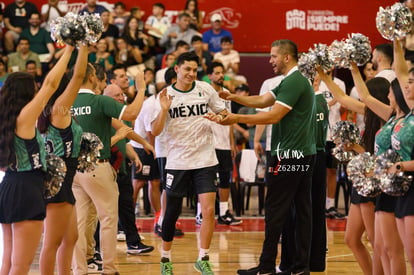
{"left": 174, "top": 228, "right": 184, "bottom": 237}
{"left": 87, "top": 258, "right": 102, "bottom": 273}
{"left": 127, "top": 242, "right": 154, "bottom": 255}
{"left": 195, "top": 214, "right": 203, "bottom": 226}
{"left": 117, "top": 231, "right": 126, "bottom": 241}
{"left": 325, "top": 207, "right": 346, "bottom": 219}
{"left": 93, "top": 250, "right": 102, "bottom": 264}
{"left": 194, "top": 256, "right": 214, "bottom": 274}
{"left": 218, "top": 210, "right": 243, "bottom": 225}
{"left": 155, "top": 223, "right": 162, "bottom": 236}
{"left": 160, "top": 257, "right": 173, "bottom": 275}
{"left": 237, "top": 265, "right": 275, "bottom": 275}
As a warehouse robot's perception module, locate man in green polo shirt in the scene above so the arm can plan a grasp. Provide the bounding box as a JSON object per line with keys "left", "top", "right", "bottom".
{"left": 71, "top": 64, "right": 146, "bottom": 275}
{"left": 208, "top": 39, "right": 316, "bottom": 275}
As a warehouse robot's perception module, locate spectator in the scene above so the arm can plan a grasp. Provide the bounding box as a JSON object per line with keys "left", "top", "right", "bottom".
{"left": 107, "top": 64, "right": 136, "bottom": 102}
{"left": 0, "top": 59, "right": 8, "bottom": 87}
{"left": 41, "top": 0, "right": 67, "bottom": 32}
{"left": 7, "top": 37, "right": 41, "bottom": 75}
{"left": 159, "top": 12, "right": 199, "bottom": 54}
{"left": 112, "top": 37, "right": 143, "bottom": 78}
{"left": 160, "top": 40, "right": 189, "bottom": 69}
{"left": 88, "top": 38, "right": 114, "bottom": 71}
{"left": 79, "top": 0, "right": 107, "bottom": 15}
{"left": 129, "top": 6, "right": 145, "bottom": 31}
{"left": 202, "top": 13, "right": 233, "bottom": 54}
{"left": 100, "top": 10, "right": 119, "bottom": 51}
{"left": 214, "top": 36, "right": 246, "bottom": 85}
{"left": 4, "top": 0, "right": 38, "bottom": 53}
{"left": 110, "top": 1, "right": 130, "bottom": 35}
{"left": 25, "top": 60, "right": 42, "bottom": 88}
{"left": 181, "top": 0, "right": 203, "bottom": 31}
{"left": 145, "top": 3, "right": 170, "bottom": 40}
{"left": 155, "top": 53, "right": 176, "bottom": 91}
{"left": 144, "top": 68, "right": 156, "bottom": 96}
{"left": 191, "top": 35, "right": 212, "bottom": 80}
{"left": 20, "top": 12, "right": 55, "bottom": 64}
{"left": 123, "top": 16, "right": 155, "bottom": 69}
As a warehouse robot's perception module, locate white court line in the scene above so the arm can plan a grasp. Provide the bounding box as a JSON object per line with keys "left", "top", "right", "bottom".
{"left": 326, "top": 253, "right": 357, "bottom": 259}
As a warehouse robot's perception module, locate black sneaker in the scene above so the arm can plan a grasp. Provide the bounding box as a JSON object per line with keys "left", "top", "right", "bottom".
{"left": 237, "top": 265, "right": 275, "bottom": 275}
{"left": 325, "top": 207, "right": 346, "bottom": 219}
{"left": 155, "top": 223, "right": 162, "bottom": 236}
{"left": 93, "top": 250, "right": 102, "bottom": 264}
{"left": 87, "top": 258, "right": 102, "bottom": 273}
{"left": 218, "top": 210, "right": 243, "bottom": 225}
{"left": 174, "top": 228, "right": 184, "bottom": 237}
{"left": 127, "top": 242, "right": 154, "bottom": 255}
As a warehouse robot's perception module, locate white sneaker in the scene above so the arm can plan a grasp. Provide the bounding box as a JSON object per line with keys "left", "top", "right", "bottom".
{"left": 195, "top": 215, "right": 202, "bottom": 226}
{"left": 117, "top": 231, "right": 126, "bottom": 241}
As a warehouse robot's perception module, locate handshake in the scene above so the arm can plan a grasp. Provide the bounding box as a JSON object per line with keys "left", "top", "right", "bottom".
{"left": 204, "top": 110, "right": 237, "bottom": 125}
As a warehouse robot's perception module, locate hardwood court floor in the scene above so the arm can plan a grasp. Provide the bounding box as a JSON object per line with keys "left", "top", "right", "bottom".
{"left": 26, "top": 216, "right": 413, "bottom": 275}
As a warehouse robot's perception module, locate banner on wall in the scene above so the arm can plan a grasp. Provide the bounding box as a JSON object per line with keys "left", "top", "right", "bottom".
{"left": 1, "top": 0, "right": 396, "bottom": 52}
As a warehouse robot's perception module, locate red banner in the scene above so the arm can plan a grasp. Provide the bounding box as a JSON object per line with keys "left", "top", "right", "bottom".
{"left": 2, "top": 0, "right": 397, "bottom": 52}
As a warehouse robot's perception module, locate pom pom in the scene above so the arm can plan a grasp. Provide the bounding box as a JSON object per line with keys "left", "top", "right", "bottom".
{"left": 331, "top": 120, "right": 361, "bottom": 144}
{"left": 346, "top": 33, "right": 372, "bottom": 66}
{"left": 347, "top": 152, "right": 380, "bottom": 197}
{"left": 331, "top": 120, "right": 361, "bottom": 162}
{"left": 376, "top": 2, "right": 413, "bottom": 41}
{"left": 298, "top": 43, "right": 334, "bottom": 79}
{"left": 332, "top": 144, "right": 358, "bottom": 162}
{"left": 329, "top": 33, "right": 372, "bottom": 68}
{"left": 374, "top": 149, "right": 412, "bottom": 196}
{"left": 77, "top": 132, "right": 104, "bottom": 173}
{"left": 329, "top": 40, "right": 352, "bottom": 68}
{"left": 79, "top": 13, "right": 103, "bottom": 44}
{"left": 50, "top": 12, "right": 86, "bottom": 46}
{"left": 298, "top": 52, "right": 317, "bottom": 79}
{"left": 44, "top": 154, "right": 67, "bottom": 199}
{"left": 50, "top": 12, "right": 103, "bottom": 47}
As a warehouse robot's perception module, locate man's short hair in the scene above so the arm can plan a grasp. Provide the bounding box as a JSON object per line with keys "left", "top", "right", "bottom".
{"left": 17, "top": 37, "right": 30, "bottom": 45}
{"left": 207, "top": 61, "right": 224, "bottom": 75}
{"left": 271, "top": 39, "right": 298, "bottom": 62}
{"left": 176, "top": 52, "right": 199, "bottom": 66}
{"left": 191, "top": 35, "right": 202, "bottom": 44}
{"left": 82, "top": 63, "right": 95, "bottom": 84}
{"left": 235, "top": 83, "right": 250, "bottom": 93}
{"left": 220, "top": 36, "right": 232, "bottom": 44}
{"left": 175, "top": 40, "right": 189, "bottom": 50}
{"left": 114, "top": 1, "right": 126, "bottom": 9}
{"left": 107, "top": 64, "right": 127, "bottom": 81}
{"left": 93, "top": 64, "right": 107, "bottom": 82}
{"left": 375, "top": 43, "right": 393, "bottom": 64}
{"left": 178, "top": 12, "right": 191, "bottom": 20}
{"left": 164, "top": 67, "right": 177, "bottom": 85}
{"left": 25, "top": 60, "right": 36, "bottom": 67}
{"left": 153, "top": 2, "right": 165, "bottom": 10}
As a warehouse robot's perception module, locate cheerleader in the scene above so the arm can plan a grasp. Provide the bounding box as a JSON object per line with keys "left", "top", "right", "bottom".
{"left": 37, "top": 44, "right": 88, "bottom": 275}
{"left": 0, "top": 46, "right": 73, "bottom": 275}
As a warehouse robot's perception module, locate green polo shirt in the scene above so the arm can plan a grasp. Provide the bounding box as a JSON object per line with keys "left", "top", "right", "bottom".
{"left": 72, "top": 89, "right": 126, "bottom": 159}
{"left": 20, "top": 28, "right": 53, "bottom": 54}
{"left": 270, "top": 68, "right": 316, "bottom": 157}
{"left": 315, "top": 92, "right": 329, "bottom": 151}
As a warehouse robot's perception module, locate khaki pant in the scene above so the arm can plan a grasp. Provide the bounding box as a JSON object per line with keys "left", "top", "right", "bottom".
{"left": 72, "top": 162, "right": 119, "bottom": 275}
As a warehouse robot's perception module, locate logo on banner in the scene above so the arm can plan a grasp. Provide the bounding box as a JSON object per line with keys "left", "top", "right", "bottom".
{"left": 203, "top": 7, "right": 242, "bottom": 29}
{"left": 286, "top": 9, "right": 348, "bottom": 31}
